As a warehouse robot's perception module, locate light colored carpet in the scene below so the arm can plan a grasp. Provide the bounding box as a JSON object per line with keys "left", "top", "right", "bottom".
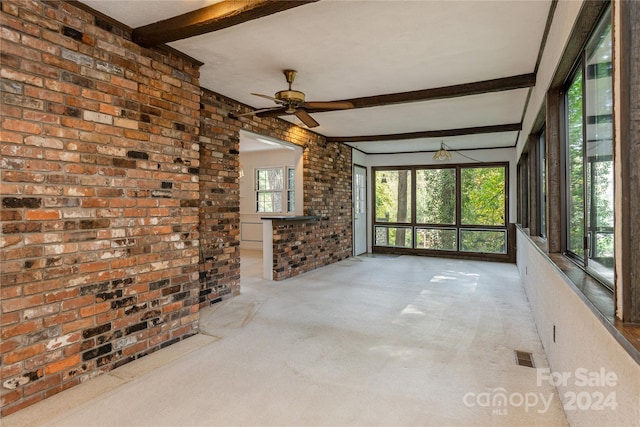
{"left": 3, "top": 253, "right": 568, "bottom": 426}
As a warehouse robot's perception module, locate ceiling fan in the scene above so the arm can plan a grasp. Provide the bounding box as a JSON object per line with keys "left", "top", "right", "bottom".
{"left": 230, "top": 70, "right": 354, "bottom": 128}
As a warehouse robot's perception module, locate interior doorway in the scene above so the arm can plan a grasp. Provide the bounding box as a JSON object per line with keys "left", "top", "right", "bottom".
{"left": 353, "top": 164, "right": 367, "bottom": 255}
{"left": 238, "top": 130, "right": 304, "bottom": 280}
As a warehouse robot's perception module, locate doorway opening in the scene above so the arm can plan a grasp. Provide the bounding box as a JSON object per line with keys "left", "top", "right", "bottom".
{"left": 238, "top": 130, "right": 304, "bottom": 279}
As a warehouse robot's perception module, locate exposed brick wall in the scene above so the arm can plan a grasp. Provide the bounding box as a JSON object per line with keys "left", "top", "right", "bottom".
{"left": 198, "top": 91, "right": 241, "bottom": 306}
{"left": 0, "top": 1, "right": 201, "bottom": 415}
{"left": 198, "top": 89, "right": 352, "bottom": 289}
{"left": 0, "top": 0, "right": 353, "bottom": 415}
{"left": 271, "top": 219, "right": 322, "bottom": 280}
{"left": 302, "top": 131, "right": 352, "bottom": 267}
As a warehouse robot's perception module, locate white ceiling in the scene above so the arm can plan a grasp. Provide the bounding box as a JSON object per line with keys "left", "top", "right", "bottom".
{"left": 81, "top": 0, "right": 551, "bottom": 154}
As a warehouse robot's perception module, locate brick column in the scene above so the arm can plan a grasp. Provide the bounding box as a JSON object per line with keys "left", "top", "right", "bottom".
{"left": 0, "top": 1, "right": 200, "bottom": 415}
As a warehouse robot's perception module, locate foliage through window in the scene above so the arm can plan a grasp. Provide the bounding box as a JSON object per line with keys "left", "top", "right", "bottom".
{"left": 564, "top": 6, "right": 614, "bottom": 286}
{"left": 373, "top": 164, "right": 508, "bottom": 255}
{"left": 461, "top": 167, "right": 506, "bottom": 226}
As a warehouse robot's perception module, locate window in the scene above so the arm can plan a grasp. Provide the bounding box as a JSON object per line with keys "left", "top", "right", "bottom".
{"left": 461, "top": 167, "right": 506, "bottom": 226}
{"left": 287, "top": 167, "right": 295, "bottom": 212}
{"left": 517, "top": 152, "right": 529, "bottom": 229}
{"left": 563, "top": 5, "right": 613, "bottom": 286}
{"left": 416, "top": 168, "right": 456, "bottom": 225}
{"left": 256, "top": 167, "right": 295, "bottom": 213}
{"left": 461, "top": 166, "right": 507, "bottom": 254}
{"left": 373, "top": 164, "right": 508, "bottom": 255}
{"left": 539, "top": 129, "right": 547, "bottom": 238}
{"left": 374, "top": 169, "right": 412, "bottom": 248}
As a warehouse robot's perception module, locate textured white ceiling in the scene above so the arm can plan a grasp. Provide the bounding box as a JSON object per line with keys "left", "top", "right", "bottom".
{"left": 80, "top": 0, "right": 551, "bottom": 153}
{"left": 82, "top": 0, "right": 223, "bottom": 28}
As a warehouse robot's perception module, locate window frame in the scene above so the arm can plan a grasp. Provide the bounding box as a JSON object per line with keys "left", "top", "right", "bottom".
{"left": 372, "top": 162, "right": 509, "bottom": 259}
{"left": 255, "top": 166, "right": 295, "bottom": 214}
{"left": 561, "top": 4, "right": 614, "bottom": 289}
{"left": 538, "top": 128, "right": 547, "bottom": 238}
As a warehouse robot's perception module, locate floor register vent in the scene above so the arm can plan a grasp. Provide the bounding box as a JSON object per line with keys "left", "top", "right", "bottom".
{"left": 514, "top": 350, "right": 535, "bottom": 368}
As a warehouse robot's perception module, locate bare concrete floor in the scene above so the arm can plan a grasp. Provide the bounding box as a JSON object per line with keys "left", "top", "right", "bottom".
{"left": 3, "top": 251, "right": 568, "bottom": 426}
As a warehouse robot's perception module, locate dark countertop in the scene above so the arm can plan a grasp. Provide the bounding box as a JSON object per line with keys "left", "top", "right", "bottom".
{"left": 261, "top": 215, "right": 321, "bottom": 222}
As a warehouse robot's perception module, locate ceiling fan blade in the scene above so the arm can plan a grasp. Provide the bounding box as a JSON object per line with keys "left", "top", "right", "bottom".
{"left": 230, "top": 107, "right": 284, "bottom": 118}
{"left": 304, "top": 101, "right": 354, "bottom": 110}
{"left": 251, "top": 93, "right": 284, "bottom": 104}
{"left": 255, "top": 107, "right": 288, "bottom": 118}
{"left": 295, "top": 109, "right": 319, "bottom": 128}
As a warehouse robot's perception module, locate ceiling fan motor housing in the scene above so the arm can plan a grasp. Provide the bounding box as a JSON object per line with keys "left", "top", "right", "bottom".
{"left": 275, "top": 89, "right": 305, "bottom": 113}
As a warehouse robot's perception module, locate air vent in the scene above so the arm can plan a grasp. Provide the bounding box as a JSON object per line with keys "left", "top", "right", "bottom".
{"left": 514, "top": 350, "right": 535, "bottom": 368}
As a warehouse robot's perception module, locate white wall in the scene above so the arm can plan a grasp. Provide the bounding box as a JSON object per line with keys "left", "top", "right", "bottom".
{"left": 517, "top": 230, "right": 640, "bottom": 426}
{"left": 239, "top": 148, "right": 303, "bottom": 249}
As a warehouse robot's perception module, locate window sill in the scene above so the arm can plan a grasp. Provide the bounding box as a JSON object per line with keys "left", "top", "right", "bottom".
{"left": 519, "top": 228, "right": 640, "bottom": 365}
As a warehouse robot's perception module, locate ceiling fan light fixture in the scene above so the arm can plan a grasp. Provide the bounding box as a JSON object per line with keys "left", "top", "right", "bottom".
{"left": 433, "top": 142, "right": 452, "bottom": 161}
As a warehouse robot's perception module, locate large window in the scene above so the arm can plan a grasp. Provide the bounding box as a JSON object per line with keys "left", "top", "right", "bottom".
{"left": 517, "top": 151, "right": 530, "bottom": 229}
{"left": 539, "top": 129, "right": 547, "bottom": 238}
{"left": 256, "top": 167, "right": 295, "bottom": 213}
{"left": 373, "top": 164, "right": 508, "bottom": 256}
{"left": 461, "top": 166, "right": 507, "bottom": 253}
{"left": 375, "top": 169, "right": 412, "bottom": 248}
{"left": 564, "top": 6, "right": 613, "bottom": 286}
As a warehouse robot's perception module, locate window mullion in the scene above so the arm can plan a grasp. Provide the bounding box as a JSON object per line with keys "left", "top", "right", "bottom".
{"left": 581, "top": 54, "right": 590, "bottom": 269}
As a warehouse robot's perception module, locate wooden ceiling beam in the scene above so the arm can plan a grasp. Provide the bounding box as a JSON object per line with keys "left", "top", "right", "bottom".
{"left": 326, "top": 123, "right": 522, "bottom": 143}
{"left": 253, "top": 74, "right": 536, "bottom": 118}
{"left": 304, "top": 73, "right": 536, "bottom": 113}
{"left": 132, "top": 0, "right": 319, "bottom": 47}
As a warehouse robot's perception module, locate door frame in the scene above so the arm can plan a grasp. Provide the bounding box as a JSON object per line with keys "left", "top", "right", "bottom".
{"left": 353, "top": 163, "right": 368, "bottom": 255}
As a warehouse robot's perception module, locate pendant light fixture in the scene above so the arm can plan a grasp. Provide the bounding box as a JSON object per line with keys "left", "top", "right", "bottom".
{"left": 433, "top": 142, "right": 452, "bottom": 161}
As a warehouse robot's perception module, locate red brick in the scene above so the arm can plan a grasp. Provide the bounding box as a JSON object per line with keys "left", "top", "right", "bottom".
{"left": 45, "top": 354, "right": 80, "bottom": 375}
{"left": 0, "top": 339, "right": 21, "bottom": 354}
{"left": 44, "top": 288, "right": 79, "bottom": 303}
{"left": 25, "top": 210, "right": 60, "bottom": 220}
{"left": 43, "top": 125, "right": 79, "bottom": 140}
{"left": 42, "top": 53, "right": 80, "bottom": 73}
{"left": 24, "top": 350, "right": 63, "bottom": 370}
{"left": 2, "top": 393, "right": 44, "bottom": 417}
{"left": 61, "top": 318, "right": 94, "bottom": 334}
{"left": 0, "top": 311, "right": 20, "bottom": 326}
{"left": 0, "top": 68, "right": 43, "bottom": 87}
{"left": 23, "top": 110, "right": 59, "bottom": 125}
{"left": 0, "top": 130, "right": 24, "bottom": 144}
{"left": 59, "top": 116, "right": 95, "bottom": 131}
{"left": 1, "top": 295, "right": 43, "bottom": 313}
{"left": 60, "top": 295, "right": 94, "bottom": 311}
{"left": 0, "top": 390, "right": 22, "bottom": 409}
{"left": 2, "top": 118, "right": 42, "bottom": 135}
{"left": 44, "top": 79, "right": 82, "bottom": 97}
{"left": 2, "top": 171, "right": 45, "bottom": 183}
{"left": 1, "top": 285, "right": 23, "bottom": 300}
{"left": 24, "top": 86, "right": 64, "bottom": 103}
{"left": 3, "top": 343, "right": 45, "bottom": 364}
{"left": 24, "top": 373, "right": 61, "bottom": 396}
{"left": 43, "top": 311, "right": 78, "bottom": 328}
{"left": 21, "top": 60, "right": 60, "bottom": 79}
